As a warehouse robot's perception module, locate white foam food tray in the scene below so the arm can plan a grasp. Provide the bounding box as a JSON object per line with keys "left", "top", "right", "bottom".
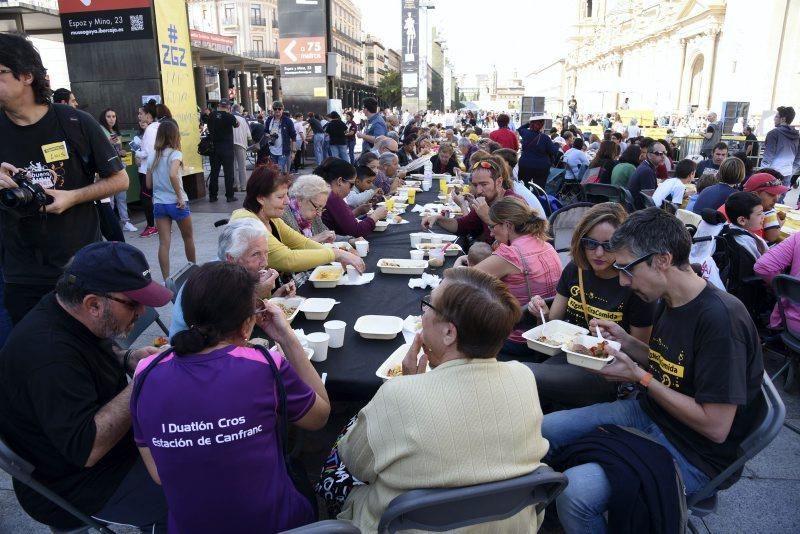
{"left": 413, "top": 232, "right": 458, "bottom": 243}
{"left": 415, "top": 243, "right": 463, "bottom": 256}
{"left": 323, "top": 241, "right": 354, "bottom": 252}
{"left": 374, "top": 220, "right": 389, "bottom": 231}
{"left": 354, "top": 315, "right": 404, "bottom": 340}
{"left": 299, "top": 298, "right": 337, "bottom": 320}
{"left": 562, "top": 334, "right": 621, "bottom": 370}
{"left": 521, "top": 320, "right": 589, "bottom": 356}
{"left": 377, "top": 258, "right": 429, "bottom": 275}
{"left": 268, "top": 296, "right": 306, "bottom": 324}
{"left": 308, "top": 265, "right": 344, "bottom": 288}
{"left": 375, "top": 343, "right": 429, "bottom": 381}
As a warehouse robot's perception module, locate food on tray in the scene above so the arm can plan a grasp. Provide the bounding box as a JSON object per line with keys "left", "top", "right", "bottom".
{"left": 275, "top": 302, "right": 297, "bottom": 319}
{"left": 154, "top": 336, "right": 169, "bottom": 347}
{"left": 570, "top": 340, "right": 610, "bottom": 359}
{"left": 313, "top": 268, "right": 342, "bottom": 281}
{"left": 428, "top": 256, "right": 444, "bottom": 267}
{"left": 535, "top": 335, "right": 562, "bottom": 348}
{"left": 381, "top": 260, "right": 402, "bottom": 267}
{"left": 387, "top": 364, "right": 403, "bottom": 377}
{"left": 417, "top": 243, "right": 441, "bottom": 250}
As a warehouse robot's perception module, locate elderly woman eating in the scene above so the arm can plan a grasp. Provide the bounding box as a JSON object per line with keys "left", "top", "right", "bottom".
{"left": 335, "top": 267, "right": 549, "bottom": 533}
{"left": 282, "top": 174, "right": 336, "bottom": 243}
{"left": 230, "top": 164, "right": 364, "bottom": 275}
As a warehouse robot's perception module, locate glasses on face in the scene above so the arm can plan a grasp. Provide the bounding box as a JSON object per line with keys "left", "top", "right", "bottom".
{"left": 308, "top": 198, "right": 326, "bottom": 214}
{"left": 101, "top": 293, "right": 139, "bottom": 310}
{"left": 649, "top": 151, "right": 667, "bottom": 157}
{"left": 487, "top": 221, "right": 505, "bottom": 231}
{"left": 581, "top": 238, "right": 613, "bottom": 251}
{"left": 273, "top": 107, "right": 283, "bottom": 112}
{"left": 420, "top": 294, "right": 439, "bottom": 315}
{"left": 612, "top": 252, "right": 656, "bottom": 278}
{"left": 0, "top": 69, "right": 13, "bottom": 76}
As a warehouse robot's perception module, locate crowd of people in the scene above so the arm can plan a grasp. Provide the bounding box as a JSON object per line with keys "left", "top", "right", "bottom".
{"left": 0, "top": 31, "right": 799, "bottom": 534}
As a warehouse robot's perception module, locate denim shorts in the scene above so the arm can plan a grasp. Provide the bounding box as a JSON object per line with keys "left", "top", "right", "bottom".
{"left": 153, "top": 202, "right": 191, "bottom": 222}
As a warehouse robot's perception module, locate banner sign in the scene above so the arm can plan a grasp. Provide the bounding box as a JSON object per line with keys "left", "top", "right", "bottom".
{"left": 58, "top": 0, "right": 153, "bottom": 44}
{"left": 277, "top": 0, "right": 326, "bottom": 78}
{"left": 154, "top": 0, "right": 202, "bottom": 175}
{"left": 401, "top": 0, "right": 419, "bottom": 99}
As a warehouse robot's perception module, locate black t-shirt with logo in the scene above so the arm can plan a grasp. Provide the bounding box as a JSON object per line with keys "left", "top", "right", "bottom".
{"left": 640, "top": 284, "right": 764, "bottom": 480}
{"left": 0, "top": 293, "right": 137, "bottom": 528}
{"left": 556, "top": 261, "right": 655, "bottom": 332}
{"left": 0, "top": 106, "right": 123, "bottom": 285}
{"left": 208, "top": 110, "right": 237, "bottom": 146}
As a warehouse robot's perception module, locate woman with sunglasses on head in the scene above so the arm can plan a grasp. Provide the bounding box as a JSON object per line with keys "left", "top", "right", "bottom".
{"left": 230, "top": 164, "right": 365, "bottom": 275}
{"left": 314, "top": 157, "right": 388, "bottom": 238}
{"left": 472, "top": 197, "right": 562, "bottom": 359}
{"left": 526, "top": 203, "right": 655, "bottom": 408}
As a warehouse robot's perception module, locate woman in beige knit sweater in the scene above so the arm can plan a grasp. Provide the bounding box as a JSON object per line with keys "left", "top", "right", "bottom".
{"left": 337, "top": 268, "right": 550, "bottom": 532}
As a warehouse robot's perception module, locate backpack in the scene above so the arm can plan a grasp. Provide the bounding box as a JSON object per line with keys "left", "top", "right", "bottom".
{"left": 52, "top": 104, "right": 94, "bottom": 176}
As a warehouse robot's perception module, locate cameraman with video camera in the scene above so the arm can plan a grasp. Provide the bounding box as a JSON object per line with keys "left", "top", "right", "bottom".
{"left": 0, "top": 34, "right": 129, "bottom": 324}
{"left": 260, "top": 100, "right": 296, "bottom": 173}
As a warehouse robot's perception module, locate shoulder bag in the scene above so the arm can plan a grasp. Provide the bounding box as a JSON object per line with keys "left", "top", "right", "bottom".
{"left": 577, "top": 268, "right": 591, "bottom": 325}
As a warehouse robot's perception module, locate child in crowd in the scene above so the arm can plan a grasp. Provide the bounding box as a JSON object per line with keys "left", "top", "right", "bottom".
{"left": 652, "top": 158, "right": 696, "bottom": 208}
{"left": 346, "top": 165, "right": 382, "bottom": 215}
{"left": 146, "top": 121, "right": 196, "bottom": 279}
{"left": 467, "top": 242, "right": 493, "bottom": 266}
{"left": 686, "top": 172, "right": 719, "bottom": 212}
{"left": 725, "top": 191, "right": 768, "bottom": 259}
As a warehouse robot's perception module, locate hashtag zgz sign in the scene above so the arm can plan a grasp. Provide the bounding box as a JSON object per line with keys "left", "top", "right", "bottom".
{"left": 161, "top": 23, "right": 187, "bottom": 66}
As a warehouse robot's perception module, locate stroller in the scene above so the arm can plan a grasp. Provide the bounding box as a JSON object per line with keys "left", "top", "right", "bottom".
{"left": 690, "top": 211, "right": 772, "bottom": 324}
{"left": 548, "top": 202, "right": 594, "bottom": 267}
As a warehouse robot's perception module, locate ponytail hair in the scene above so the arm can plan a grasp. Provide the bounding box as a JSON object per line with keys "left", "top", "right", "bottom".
{"left": 170, "top": 263, "right": 258, "bottom": 355}
{"left": 488, "top": 197, "right": 548, "bottom": 240}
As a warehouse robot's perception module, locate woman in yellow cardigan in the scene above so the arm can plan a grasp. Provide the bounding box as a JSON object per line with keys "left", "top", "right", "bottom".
{"left": 230, "top": 165, "right": 365, "bottom": 274}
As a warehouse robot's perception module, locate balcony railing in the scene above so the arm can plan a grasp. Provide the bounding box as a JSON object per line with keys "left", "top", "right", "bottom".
{"left": 242, "top": 49, "right": 280, "bottom": 60}
{"left": 272, "top": 19, "right": 279, "bottom": 28}
{"left": 250, "top": 16, "right": 266, "bottom": 26}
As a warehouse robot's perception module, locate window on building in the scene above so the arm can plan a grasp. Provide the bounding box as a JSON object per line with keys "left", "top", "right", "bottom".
{"left": 586, "top": 0, "right": 592, "bottom": 17}
{"left": 224, "top": 4, "right": 235, "bottom": 21}
{"left": 253, "top": 39, "right": 264, "bottom": 52}
{"left": 251, "top": 5, "right": 262, "bottom": 19}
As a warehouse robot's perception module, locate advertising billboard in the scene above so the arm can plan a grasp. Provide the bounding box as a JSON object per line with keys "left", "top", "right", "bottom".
{"left": 401, "top": 0, "right": 419, "bottom": 100}
{"left": 58, "top": 0, "right": 153, "bottom": 44}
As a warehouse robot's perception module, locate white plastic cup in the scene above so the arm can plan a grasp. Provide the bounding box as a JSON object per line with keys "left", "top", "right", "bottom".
{"left": 355, "top": 240, "right": 369, "bottom": 257}
{"left": 410, "top": 249, "right": 425, "bottom": 260}
{"left": 428, "top": 249, "right": 445, "bottom": 268}
{"left": 324, "top": 320, "right": 346, "bottom": 348}
{"left": 410, "top": 233, "right": 423, "bottom": 247}
{"left": 307, "top": 332, "right": 330, "bottom": 362}
{"left": 422, "top": 180, "right": 432, "bottom": 191}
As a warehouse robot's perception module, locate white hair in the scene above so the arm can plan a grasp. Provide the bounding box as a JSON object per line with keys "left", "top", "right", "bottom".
{"left": 218, "top": 218, "right": 267, "bottom": 261}
{"left": 290, "top": 174, "right": 331, "bottom": 201}
{"left": 379, "top": 152, "right": 399, "bottom": 167}
{"left": 457, "top": 137, "right": 471, "bottom": 148}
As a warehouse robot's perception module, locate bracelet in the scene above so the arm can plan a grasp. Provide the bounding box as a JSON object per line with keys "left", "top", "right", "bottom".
{"left": 123, "top": 349, "right": 135, "bottom": 373}
{"left": 639, "top": 371, "right": 653, "bottom": 388}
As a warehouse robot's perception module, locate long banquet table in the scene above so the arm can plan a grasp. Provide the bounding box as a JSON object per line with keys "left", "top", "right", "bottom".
{"left": 295, "top": 183, "right": 461, "bottom": 401}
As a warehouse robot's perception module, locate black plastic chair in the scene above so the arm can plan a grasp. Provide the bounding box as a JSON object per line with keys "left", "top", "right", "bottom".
{"left": 770, "top": 275, "right": 800, "bottom": 433}
{"left": 116, "top": 306, "right": 169, "bottom": 350}
{"left": 548, "top": 202, "right": 594, "bottom": 267}
{"left": 0, "top": 433, "right": 116, "bottom": 534}
{"left": 377, "top": 465, "right": 567, "bottom": 534}
{"left": 279, "top": 519, "right": 361, "bottom": 533}
{"left": 164, "top": 262, "right": 199, "bottom": 303}
{"left": 580, "top": 183, "right": 635, "bottom": 212}
{"left": 686, "top": 373, "right": 786, "bottom": 532}
{"left": 639, "top": 191, "right": 656, "bottom": 209}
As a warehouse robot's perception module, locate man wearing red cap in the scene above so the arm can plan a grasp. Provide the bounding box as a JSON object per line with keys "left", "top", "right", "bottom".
{"left": 0, "top": 242, "right": 172, "bottom": 532}
{"left": 719, "top": 172, "right": 789, "bottom": 242}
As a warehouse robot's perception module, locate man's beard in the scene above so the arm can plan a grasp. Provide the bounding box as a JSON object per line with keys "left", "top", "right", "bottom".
{"left": 100, "top": 305, "right": 137, "bottom": 340}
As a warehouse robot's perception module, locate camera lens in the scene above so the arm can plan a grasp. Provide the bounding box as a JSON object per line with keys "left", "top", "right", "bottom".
{"left": 0, "top": 187, "right": 32, "bottom": 208}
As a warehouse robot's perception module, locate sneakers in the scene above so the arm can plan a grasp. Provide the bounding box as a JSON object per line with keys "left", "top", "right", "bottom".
{"left": 122, "top": 221, "right": 138, "bottom": 232}
{"left": 140, "top": 226, "right": 158, "bottom": 238}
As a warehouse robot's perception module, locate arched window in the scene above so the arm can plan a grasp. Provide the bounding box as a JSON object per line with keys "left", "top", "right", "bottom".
{"left": 689, "top": 55, "right": 704, "bottom": 105}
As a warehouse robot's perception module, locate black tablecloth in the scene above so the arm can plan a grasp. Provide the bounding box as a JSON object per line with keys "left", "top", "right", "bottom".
{"left": 296, "top": 185, "right": 461, "bottom": 401}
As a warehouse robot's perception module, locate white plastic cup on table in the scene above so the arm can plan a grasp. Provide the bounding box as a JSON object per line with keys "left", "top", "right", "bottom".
{"left": 355, "top": 240, "right": 369, "bottom": 257}
{"left": 410, "top": 249, "right": 425, "bottom": 260}
{"left": 410, "top": 233, "right": 422, "bottom": 247}
{"left": 422, "top": 180, "right": 432, "bottom": 191}
{"left": 306, "top": 332, "right": 330, "bottom": 362}
{"left": 324, "top": 320, "right": 346, "bottom": 348}
{"left": 428, "top": 249, "right": 445, "bottom": 268}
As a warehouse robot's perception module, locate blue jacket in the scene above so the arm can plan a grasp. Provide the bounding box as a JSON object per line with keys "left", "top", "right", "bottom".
{"left": 263, "top": 115, "right": 297, "bottom": 157}
{"left": 363, "top": 113, "right": 387, "bottom": 151}
{"left": 518, "top": 125, "right": 557, "bottom": 169}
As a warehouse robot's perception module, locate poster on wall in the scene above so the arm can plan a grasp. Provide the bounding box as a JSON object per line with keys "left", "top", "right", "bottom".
{"left": 401, "top": 0, "right": 419, "bottom": 99}
{"left": 153, "top": 0, "right": 202, "bottom": 175}
{"left": 58, "top": 0, "right": 153, "bottom": 44}
{"left": 277, "top": 0, "right": 328, "bottom": 113}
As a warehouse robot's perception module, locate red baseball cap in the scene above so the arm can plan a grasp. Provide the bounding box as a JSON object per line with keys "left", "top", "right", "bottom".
{"left": 744, "top": 173, "right": 789, "bottom": 196}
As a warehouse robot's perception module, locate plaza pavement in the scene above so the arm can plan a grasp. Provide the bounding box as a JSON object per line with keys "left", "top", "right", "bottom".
{"left": 2, "top": 180, "right": 800, "bottom": 533}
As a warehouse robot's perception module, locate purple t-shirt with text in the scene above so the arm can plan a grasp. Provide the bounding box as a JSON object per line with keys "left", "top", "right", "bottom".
{"left": 131, "top": 345, "right": 316, "bottom": 533}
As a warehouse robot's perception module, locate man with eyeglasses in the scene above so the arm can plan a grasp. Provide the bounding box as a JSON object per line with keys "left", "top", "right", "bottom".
{"left": 0, "top": 241, "right": 173, "bottom": 532}
{"left": 543, "top": 208, "right": 764, "bottom": 533}
{"left": 627, "top": 142, "right": 665, "bottom": 205}
{"left": 261, "top": 100, "right": 296, "bottom": 173}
